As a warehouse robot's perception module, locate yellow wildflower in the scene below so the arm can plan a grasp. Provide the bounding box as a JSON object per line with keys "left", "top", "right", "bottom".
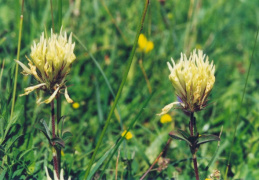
{"left": 121, "top": 130, "right": 133, "bottom": 140}
{"left": 158, "top": 49, "right": 215, "bottom": 115}
{"left": 138, "top": 34, "right": 154, "bottom": 53}
{"left": 72, "top": 102, "right": 80, "bottom": 109}
{"left": 16, "top": 28, "right": 76, "bottom": 104}
{"left": 160, "top": 114, "right": 172, "bottom": 124}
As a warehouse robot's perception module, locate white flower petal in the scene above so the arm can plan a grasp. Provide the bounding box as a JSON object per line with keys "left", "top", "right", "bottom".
{"left": 44, "top": 166, "right": 52, "bottom": 180}
{"left": 20, "top": 83, "right": 46, "bottom": 96}
{"left": 64, "top": 87, "right": 73, "bottom": 103}
{"left": 15, "top": 60, "right": 32, "bottom": 74}
{"left": 40, "top": 87, "right": 60, "bottom": 104}
{"left": 157, "top": 102, "right": 181, "bottom": 116}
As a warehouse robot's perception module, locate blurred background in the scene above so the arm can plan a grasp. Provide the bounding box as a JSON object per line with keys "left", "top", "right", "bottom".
{"left": 0, "top": 0, "right": 259, "bottom": 179}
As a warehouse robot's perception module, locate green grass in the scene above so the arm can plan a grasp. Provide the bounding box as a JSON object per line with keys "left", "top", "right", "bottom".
{"left": 0, "top": 0, "right": 259, "bottom": 179}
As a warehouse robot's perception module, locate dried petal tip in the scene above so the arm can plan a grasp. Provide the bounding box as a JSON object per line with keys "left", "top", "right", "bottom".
{"left": 157, "top": 102, "right": 181, "bottom": 116}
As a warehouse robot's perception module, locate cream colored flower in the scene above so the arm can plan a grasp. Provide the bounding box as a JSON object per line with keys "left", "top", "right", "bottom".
{"left": 45, "top": 166, "right": 71, "bottom": 180}
{"left": 158, "top": 49, "right": 215, "bottom": 114}
{"left": 16, "top": 28, "right": 76, "bottom": 104}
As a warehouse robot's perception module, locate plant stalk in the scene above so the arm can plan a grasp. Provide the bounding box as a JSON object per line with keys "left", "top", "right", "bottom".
{"left": 10, "top": 0, "right": 24, "bottom": 121}
{"left": 51, "top": 101, "right": 59, "bottom": 179}
{"left": 139, "top": 59, "right": 152, "bottom": 94}
{"left": 192, "top": 153, "right": 199, "bottom": 180}
{"left": 190, "top": 112, "right": 199, "bottom": 180}
{"left": 56, "top": 96, "right": 62, "bottom": 175}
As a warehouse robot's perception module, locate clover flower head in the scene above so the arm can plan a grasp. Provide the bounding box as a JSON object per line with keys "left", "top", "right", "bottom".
{"left": 158, "top": 49, "right": 215, "bottom": 115}
{"left": 16, "top": 27, "right": 76, "bottom": 104}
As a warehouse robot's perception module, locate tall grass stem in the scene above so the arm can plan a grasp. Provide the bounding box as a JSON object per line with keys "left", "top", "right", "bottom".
{"left": 84, "top": 0, "right": 150, "bottom": 178}
{"left": 10, "top": 0, "right": 24, "bottom": 121}
{"left": 98, "top": 92, "right": 154, "bottom": 180}
{"left": 58, "top": 0, "right": 62, "bottom": 31}
{"left": 224, "top": 27, "right": 259, "bottom": 180}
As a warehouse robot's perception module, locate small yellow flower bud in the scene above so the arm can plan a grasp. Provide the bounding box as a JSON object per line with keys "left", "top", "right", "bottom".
{"left": 72, "top": 102, "right": 80, "bottom": 109}
{"left": 121, "top": 130, "right": 133, "bottom": 140}
{"left": 138, "top": 34, "right": 154, "bottom": 53}
{"left": 160, "top": 114, "right": 173, "bottom": 124}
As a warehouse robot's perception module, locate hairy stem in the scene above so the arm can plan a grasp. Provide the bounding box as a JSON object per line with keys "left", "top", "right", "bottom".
{"left": 192, "top": 153, "right": 199, "bottom": 180}
{"left": 190, "top": 112, "right": 199, "bottom": 180}
{"left": 51, "top": 101, "right": 59, "bottom": 179}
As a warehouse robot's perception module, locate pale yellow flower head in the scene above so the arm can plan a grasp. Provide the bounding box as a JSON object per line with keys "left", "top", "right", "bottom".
{"left": 138, "top": 34, "right": 154, "bottom": 53}
{"left": 158, "top": 49, "right": 215, "bottom": 115}
{"left": 16, "top": 28, "right": 76, "bottom": 104}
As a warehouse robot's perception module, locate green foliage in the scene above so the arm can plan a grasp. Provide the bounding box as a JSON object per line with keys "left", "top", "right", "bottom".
{"left": 0, "top": 0, "right": 259, "bottom": 179}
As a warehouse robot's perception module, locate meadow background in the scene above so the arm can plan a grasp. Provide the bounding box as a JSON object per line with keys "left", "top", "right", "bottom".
{"left": 0, "top": 0, "right": 259, "bottom": 179}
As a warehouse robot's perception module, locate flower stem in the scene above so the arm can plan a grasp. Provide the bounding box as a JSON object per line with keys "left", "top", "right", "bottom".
{"left": 189, "top": 112, "right": 199, "bottom": 180}
{"left": 56, "top": 96, "right": 62, "bottom": 175}
{"left": 192, "top": 153, "right": 199, "bottom": 180}
{"left": 138, "top": 59, "right": 152, "bottom": 94}
{"left": 189, "top": 112, "right": 194, "bottom": 136}
{"left": 51, "top": 101, "right": 59, "bottom": 179}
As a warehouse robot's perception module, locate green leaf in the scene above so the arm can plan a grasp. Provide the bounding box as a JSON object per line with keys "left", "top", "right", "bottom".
{"left": 0, "top": 116, "right": 5, "bottom": 140}
{"left": 5, "top": 134, "right": 23, "bottom": 153}
{"left": 169, "top": 130, "right": 192, "bottom": 146}
{"left": 0, "top": 168, "right": 7, "bottom": 180}
{"left": 62, "top": 131, "right": 73, "bottom": 142}
{"left": 58, "top": 115, "right": 67, "bottom": 134}
{"left": 52, "top": 137, "right": 65, "bottom": 148}
{"left": 86, "top": 145, "right": 114, "bottom": 180}
{"left": 197, "top": 134, "right": 220, "bottom": 145}
{"left": 35, "top": 119, "right": 51, "bottom": 141}
{"left": 18, "top": 148, "right": 37, "bottom": 160}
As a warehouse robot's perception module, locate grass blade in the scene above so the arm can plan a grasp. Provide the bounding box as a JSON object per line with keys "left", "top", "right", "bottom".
{"left": 99, "top": 92, "right": 154, "bottom": 179}
{"left": 10, "top": 0, "right": 24, "bottom": 121}
{"left": 84, "top": 0, "right": 150, "bottom": 178}
{"left": 224, "top": 27, "right": 259, "bottom": 179}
